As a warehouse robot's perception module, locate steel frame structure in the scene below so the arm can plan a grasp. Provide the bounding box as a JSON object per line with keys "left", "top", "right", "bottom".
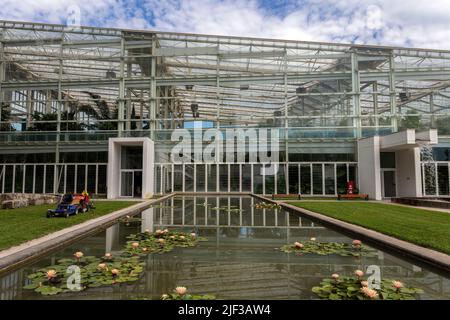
{"left": 0, "top": 20, "right": 450, "bottom": 196}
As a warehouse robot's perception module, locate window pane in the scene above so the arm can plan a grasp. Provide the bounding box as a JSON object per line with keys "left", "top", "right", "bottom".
{"left": 219, "top": 165, "right": 228, "bottom": 192}
{"left": 312, "top": 164, "right": 323, "bottom": 195}
{"left": 288, "top": 164, "right": 299, "bottom": 194}
{"left": 242, "top": 164, "right": 252, "bottom": 192}
{"left": 196, "top": 164, "right": 205, "bottom": 192}
{"left": 253, "top": 164, "right": 263, "bottom": 194}
{"left": 207, "top": 164, "right": 217, "bottom": 192}
{"left": 300, "top": 165, "right": 311, "bottom": 195}
{"left": 324, "top": 164, "right": 335, "bottom": 195}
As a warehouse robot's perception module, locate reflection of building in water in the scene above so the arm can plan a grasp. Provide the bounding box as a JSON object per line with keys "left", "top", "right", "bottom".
{"left": 1, "top": 196, "right": 449, "bottom": 300}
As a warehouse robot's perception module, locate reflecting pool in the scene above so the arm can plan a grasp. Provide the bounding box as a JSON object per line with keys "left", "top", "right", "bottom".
{"left": 1, "top": 196, "right": 449, "bottom": 300}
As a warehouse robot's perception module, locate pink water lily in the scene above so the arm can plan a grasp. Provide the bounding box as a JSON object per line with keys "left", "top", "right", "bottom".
{"left": 354, "top": 270, "right": 364, "bottom": 278}
{"left": 104, "top": 253, "right": 112, "bottom": 259}
{"left": 46, "top": 270, "right": 57, "bottom": 279}
{"left": 131, "top": 242, "right": 139, "bottom": 249}
{"left": 111, "top": 269, "right": 120, "bottom": 276}
{"left": 352, "top": 240, "right": 362, "bottom": 247}
{"left": 175, "top": 286, "right": 187, "bottom": 295}
{"left": 361, "top": 281, "right": 369, "bottom": 287}
{"left": 392, "top": 281, "right": 404, "bottom": 289}
{"left": 158, "top": 238, "right": 166, "bottom": 245}
{"left": 361, "top": 287, "right": 378, "bottom": 299}
{"left": 331, "top": 274, "right": 339, "bottom": 280}
{"left": 294, "top": 242, "right": 304, "bottom": 249}
{"left": 97, "top": 263, "right": 107, "bottom": 270}
{"left": 74, "top": 251, "right": 84, "bottom": 260}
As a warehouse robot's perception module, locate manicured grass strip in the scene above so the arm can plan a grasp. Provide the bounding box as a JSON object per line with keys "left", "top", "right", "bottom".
{"left": 0, "top": 201, "right": 137, "bottom": 251}
{"left": 291, "top": 202, "right": 450, "bottom": 255}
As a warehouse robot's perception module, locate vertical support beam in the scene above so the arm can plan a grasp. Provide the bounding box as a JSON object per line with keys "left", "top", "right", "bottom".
{"left": 125, "top": 61, "right": 132, "bottom": 131}
{"left": 351, "top": 52, "right": 362, "bottom": 138}
{"left": 216, "top": 56, "right": 221, "bottom": 164}
{"left": 26, "top": 90, "right": 33, "bottom": 129}
{"left": 284, "top": 51, "right": 289, "bottom": 171}
{"left": 430, "top": 93, "right": 435, "bottom": 128}
{"left": 118, "top": 37, "right": 125, "bottom": 137}
{"left": 54, "top": 33, "right": 64, "bottom": 193}
{"left": 149, "top": 36, "right": 157, "bottom": 140}
{"left": 389, "top": 53, "right": 398, "bottom": 133}
{"left": 0, "top": 28, "right": 4, "bottom": 126}
{"left": 373, "top": 82, "right": 379, "bottom": 129}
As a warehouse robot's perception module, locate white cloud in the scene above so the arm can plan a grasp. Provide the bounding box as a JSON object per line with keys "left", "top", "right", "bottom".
{"left": 0, "top": 0, "right": 449, "bottom": 49}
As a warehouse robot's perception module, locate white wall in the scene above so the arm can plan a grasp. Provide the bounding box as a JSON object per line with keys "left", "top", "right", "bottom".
{"left": 358, "top": 136, "right": 382, "bottom": 200}
{"left": 395, "top": 148, "right": 423, "bottom": 198}
{"left": 107, "top": 138, "right": 155, "bottom": 199}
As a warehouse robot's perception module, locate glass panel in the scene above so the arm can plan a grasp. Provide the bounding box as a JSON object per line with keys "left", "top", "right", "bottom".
{"left": 155, "top": 166, "right": 161, "bottom": 194}
{"left": 120, "top": 171, "right": 133, "bottom": 197}
{"left": 25, "top": 165, "right": 34, "bottom": 193}
{"left": 87, "top": 165, "right": 96, "bottom": 195}
{"left": 241, "top": 164, "right": 252, "bottom": 192}
{"left": 438, "top": 164, "right": 449, "bottom": 195}
{"left": 121, "top": 146, "right": 143, "bottom": 169}
{"left": 14, "top": 165, "right": 23, "bottom": 193}
{"left": 230, "top": 164, "right": 240, "bottom": 192}
{"left": 300, "top": 165, "right": 311, "bottom": 195}
{"left": 45, "top": 165, "right": 55, "bottom": 194}
{"left": 35, "top": 165, "right": 44, "bottom": 194}
{"left": 277, "top": 164, "right": 286, "bottom": 194}
{"left": 4, "top": 165, "right": 13, "bottom": 193}
{"left": 349, "top": 164, "right": 357, "bottom": 188}
{"left": 264, "top": 166, "right": 275, "bottom": 195}
{"left": 324, "top": 164, "right": 335, "bottom": 195}
{"left": 336, "top": 164, "right": 347, "bottom": 195}
{"left": 312, "top": 164, "right": 323, "bottom": 195}
{"left": 207, "top": 164, "right": 217, "bottom": 192}
{"left": 173, "top": 165, "right": 183, "bottom": 191}
{"left": 185, "top": 165, "right": 194, "bottom": 192}
{"left": 219, "top": 165, "right": 228, "bottom": 192}
{"left": 196, "top": 164, "right": 205, "bottom": 192}
{"left": 288, "top": 164, "right": 299, "bottom": 194}
{"left": 253, "top": 164, "right": 263, "bottom": 194}
{"left": 66, "top": 165, "right": 75, "bottom": 193}
{"left": 381, "top": 152, "right": 396, "bottom": 168}
{"left": 77, "top": 165, "right": 86, "bottom": 193}
{"left": 97, "top": 165, "right": 107, "bottom": 195}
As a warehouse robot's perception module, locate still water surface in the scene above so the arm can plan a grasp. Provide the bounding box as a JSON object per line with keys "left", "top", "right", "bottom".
{"left": 1, "top": 196, "right": 449, "bottom": 300}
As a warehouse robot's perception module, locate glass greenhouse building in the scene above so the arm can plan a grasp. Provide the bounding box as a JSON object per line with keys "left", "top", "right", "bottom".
{"left": 0, "top": 20, "right": 450, "bottom": 199}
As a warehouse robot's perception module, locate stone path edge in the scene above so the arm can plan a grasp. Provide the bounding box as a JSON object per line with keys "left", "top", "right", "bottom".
{"left": 252, "top": 194, "right": 450, "bottom": 274}
{"left": 0, "top": 194, "right": 175, "bottom": 275}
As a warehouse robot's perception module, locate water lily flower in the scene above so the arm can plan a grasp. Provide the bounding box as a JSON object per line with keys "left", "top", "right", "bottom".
{"left": 74, "top": 251, "right": 84, "bottom": 260}
{"left": 169, "top": 236, "right": 176, "bottom": 240}
{"left": 175, "top": 286, "right": 187, "bottom": 295}
{"left": 190, "top": 233, "right": 196, "bottom": 238}
{"left": 163, "top": 229, "right": 169, "bottom": 234}
{"left": 179, "top": 236, "right": 186, "bottom": 240}
{"left": 158, "top": 238, "right": 166, "bottom": 245}
{"left": 46, "top": 270, "right": 57, "bottom": 279}
{"left": 161, "top": 294, "right": 169, "bottom": 300}
{"left": 131, "top": 242, "right": 140, "bottom": 249}
{"left": 352, "top": 240, "right": 362, "bottom": 247}
{"left": 392, "top": 281, "right": 404, "bottom": 290}
{"left": 310, "top": 237, "right": 316, "bottom": 242}
{"left": 97, "top": 263, "right": 107, "bottom": 270}
{"left": 111, "top": 269, "right": 120, "bottom": 276}
{"left": 360, "top": 287, "right": 378, "bottom": 299}
{"left": 331, "top": 274, "right": 339, "bottom": 280}
{"left": 294, "top": 242, "right": 304, "bottom": 249}
{"left": 361, "top": 281, "right": 369, "bottom": 287}
{"left": 144, "top": 229, "right": 150, "bottom": 233}
{"left": 142, "top": 248, "right": 148, "bottom": 252}
{"left": 104, "top": 253, "right": 112, "bottom": 259}
{"left": 354, "top": 270, "right": 364, "bottom": 278}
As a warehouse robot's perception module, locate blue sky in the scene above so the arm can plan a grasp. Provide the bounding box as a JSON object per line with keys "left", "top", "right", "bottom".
{"left": 0, "top": 0, "right": 450, "bottom": 49}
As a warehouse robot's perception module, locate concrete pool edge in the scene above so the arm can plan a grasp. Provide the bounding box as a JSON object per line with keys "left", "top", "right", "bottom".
{"left": 252, "top": 194, "right": 450, "bottom": 273}
{"left": 0, "top": 194, "right": 174, "bottom": 275}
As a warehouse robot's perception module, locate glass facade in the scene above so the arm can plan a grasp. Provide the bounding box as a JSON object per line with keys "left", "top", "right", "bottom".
{"left": 0, "top": 21, "right": 449, "bottom": 196}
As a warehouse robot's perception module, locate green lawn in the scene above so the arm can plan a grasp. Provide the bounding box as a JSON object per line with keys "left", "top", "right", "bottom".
{"left": 0, "top": 201, "right": 137, "bottom": 251}
{"left": 291, "top": 202, "right": 450, "bottom": 255}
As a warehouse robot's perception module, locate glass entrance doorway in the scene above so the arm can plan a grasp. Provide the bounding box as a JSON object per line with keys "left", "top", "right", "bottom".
{"left": 382, "top": 170, "right": 397, "bottom": 198}
{"left": 120, "top": 170, "right": 143, "bottom": 198}
{"left": 120, "top": 146, "right": 143, "bottom": 198}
